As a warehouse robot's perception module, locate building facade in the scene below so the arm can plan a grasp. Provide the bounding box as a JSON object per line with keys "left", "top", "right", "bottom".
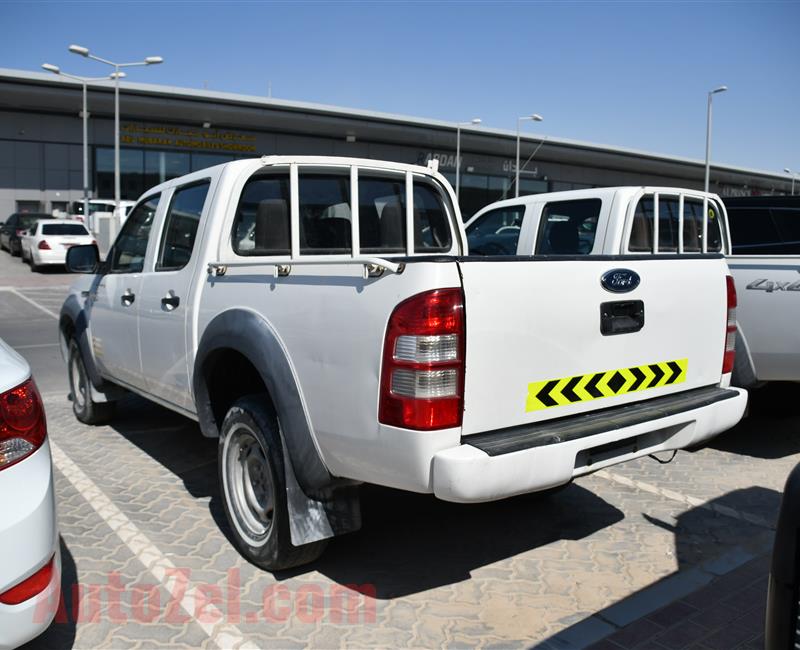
{"left": 0, "top": 68, "right": 793, "bottom": 221}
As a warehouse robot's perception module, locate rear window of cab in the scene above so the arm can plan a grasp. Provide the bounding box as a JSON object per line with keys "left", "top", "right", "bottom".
{"left": 629, "top": 195, "right": 724, "bottom": 253}
{"left": 231, "top": 168, "right": 454, "bottom": 257}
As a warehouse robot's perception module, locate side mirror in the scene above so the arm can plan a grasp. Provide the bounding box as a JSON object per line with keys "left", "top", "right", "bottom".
{"left": 66, "top": 244, "right": 100, "bottom": 274}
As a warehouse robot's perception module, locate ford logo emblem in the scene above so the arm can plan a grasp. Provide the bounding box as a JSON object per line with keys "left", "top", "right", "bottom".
{"left": 601, "top": 268, "right": 640, "bottom": 293}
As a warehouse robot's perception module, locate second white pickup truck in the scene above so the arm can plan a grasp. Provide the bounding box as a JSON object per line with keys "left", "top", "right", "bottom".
{"left": 59, "top": 159, "right": 746, "bottom": 570}
{"left": 468, "top": 187, "right": 799, "bottom": 390}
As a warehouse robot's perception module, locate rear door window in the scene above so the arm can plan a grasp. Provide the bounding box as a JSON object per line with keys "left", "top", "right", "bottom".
{"left": 466, "top": 205, "right": 525, "bottom": 255}
{"left": 157, "top": 181, "right": 210, "bottom": 271}
{"left": 535, "top": 199, "right": 600, "bottom": 255}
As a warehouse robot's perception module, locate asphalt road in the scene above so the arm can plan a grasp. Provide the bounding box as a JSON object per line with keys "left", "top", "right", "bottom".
{"left": 0, "top": 249, "right": 793, "bottom": 649}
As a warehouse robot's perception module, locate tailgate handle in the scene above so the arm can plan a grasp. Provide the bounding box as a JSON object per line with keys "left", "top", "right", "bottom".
{"left": 600, "top": 300, "right": 644, "bottom": 336}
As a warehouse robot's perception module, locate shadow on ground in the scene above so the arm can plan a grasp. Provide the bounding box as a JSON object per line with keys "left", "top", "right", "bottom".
{"left": 709, "top": 382, "right": 800, "bottom": 460}
{"left": 548, "top": 486, "right": 778, "bottom": 650}
{"left": 104, "top": 395, "right": 625, "bottom": 597}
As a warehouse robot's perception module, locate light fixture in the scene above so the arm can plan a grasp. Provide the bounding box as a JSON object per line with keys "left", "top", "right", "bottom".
{"left": 202, "top": 121, "right": 212, "bottom": 129}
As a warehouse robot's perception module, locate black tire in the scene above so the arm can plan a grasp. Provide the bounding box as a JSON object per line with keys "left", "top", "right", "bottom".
{"left": 10, "top": 241, "right": 20, "bottom": 257}
{"left": 67, "top": 339, "right": 115, "bottom": 424}
{"left": 219, "top": 394, "right": 327, "bottom": 571}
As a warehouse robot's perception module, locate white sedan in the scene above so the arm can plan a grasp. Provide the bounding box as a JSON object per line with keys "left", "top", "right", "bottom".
{"left": 0, "top": 338, "right": 60, "bottom": 648}
{"left": 20, "top": 220, "right": 95, "bottom": 271}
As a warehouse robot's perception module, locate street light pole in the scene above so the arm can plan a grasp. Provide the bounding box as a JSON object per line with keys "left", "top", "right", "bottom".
{"left": 69, "top": 45, "right": 163, "bottom": 218}
{"left": 704, "top": 86, "right": 728, "bottom": 194}
{"left": 516, "top": 114, "right": 543, "bottom": 198}
{"left": 455, "top": 118, "right": 481, "bottom": 201}
{"left": 784, "top": 168, "right": 796, "bottom": 196}
{"left": 41, "top": 64, "right": 113, "bottom": 231}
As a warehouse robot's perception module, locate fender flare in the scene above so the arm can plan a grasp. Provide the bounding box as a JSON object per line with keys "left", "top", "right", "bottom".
{"left": 59, "top": 294, "right": 108, "bottom": 391}
{"left": 193, "top": 308, "right": 334, "bottom": 497}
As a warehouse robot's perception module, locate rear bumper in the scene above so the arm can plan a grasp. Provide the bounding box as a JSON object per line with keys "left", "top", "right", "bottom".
{"left": 0, "top": 441, "right": 60, "bottom": 648}
{"left": 31, "top": 248, "right": 68, "bottom": 265}
{"left": 432, "top": 386, "right": 747, "bottom": 503}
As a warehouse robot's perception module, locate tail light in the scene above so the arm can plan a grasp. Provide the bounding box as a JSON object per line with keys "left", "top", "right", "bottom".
{"left": 91, "top": 239, "right": 98, "bottom": 247}
{"left": 0, "top": 555, "right": 54, "bottom": 604}
{"left": 38, "top": 240, "right": 51, "bottom": 250}
{"left": 722, "top": 275, "right": 737, "bottom": 374}
{"left": 379, "top": 288, "right": 465, "bottom": 430}
{"left": 0, "top": 378, "right": 47, "bottom": 472}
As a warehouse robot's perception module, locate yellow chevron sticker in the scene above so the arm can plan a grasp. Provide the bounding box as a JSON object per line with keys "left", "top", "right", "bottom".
{"left": 525, "top": 358, "right": 688, "bottom": 412}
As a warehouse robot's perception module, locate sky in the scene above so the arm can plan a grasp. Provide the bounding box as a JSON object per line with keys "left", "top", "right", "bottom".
{"left": 1, "top": 1, "right": 798, "bottom": 174}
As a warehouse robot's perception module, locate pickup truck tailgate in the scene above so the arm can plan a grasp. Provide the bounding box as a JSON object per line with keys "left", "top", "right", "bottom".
{"left": 458, "top": 257, "right": 730, "bottom": 435}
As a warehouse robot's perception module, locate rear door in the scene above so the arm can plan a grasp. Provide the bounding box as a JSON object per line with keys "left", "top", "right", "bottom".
{"left": 458, "top": 256, "right": 729, "bottom": 434}
{"left": 138, "top": 179, "right": 212, "bottom": 410}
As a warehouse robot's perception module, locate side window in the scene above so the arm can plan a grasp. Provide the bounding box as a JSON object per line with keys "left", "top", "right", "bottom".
{"left": 157, "top": 181, "right": 210, "bottom": 271}
{"left": 466, "top": 205, "right": 525, "bottom": 255}
{"left": 109, "top": 194, "right": 160, "bottom": 273}
{"left": 299, "top": 172, "right": 352, "bottom": 255}
{"left": 771, "top": 208, "right": 800, "bottom": 252}
{"left": 232, "top": 173, "right": 291, "bottom": 256}
{"left": 535, "top": 199, "right": 600, "bottom": 255}
{"left": 359, "top": 175, "right": 406, "bottom": 254}
{"left": 412, "top": 180, "right": 452, "bottom": 253}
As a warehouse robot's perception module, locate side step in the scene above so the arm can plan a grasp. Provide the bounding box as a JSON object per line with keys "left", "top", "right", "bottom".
{"left": 465, "top": 385, "right": 738, "bottom": 457}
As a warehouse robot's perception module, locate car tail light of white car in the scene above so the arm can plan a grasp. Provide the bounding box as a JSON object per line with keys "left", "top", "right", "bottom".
{"left": 0, "top": 378, "right": 47, "bottom": 471}
{"left": 379, "top": 288, "right": 465, "bottom": 430}
{"left": 37, "top": 240, "right": 51, "bottom": 250}
{"left": 723, "top": 275, "right": 737, "bottom": 374}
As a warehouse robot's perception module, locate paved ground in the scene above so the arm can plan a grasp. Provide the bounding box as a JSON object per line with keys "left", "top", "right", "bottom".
{"left": 0, "top": 250, "right": 789, "bottom": 649}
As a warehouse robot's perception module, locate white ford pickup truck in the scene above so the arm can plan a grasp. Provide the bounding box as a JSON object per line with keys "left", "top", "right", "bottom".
{"left": 59, "top": 159, "right": 746, "bottom": 570}
{"left": 467, "top": 187, "right": 798, "bottom": 390}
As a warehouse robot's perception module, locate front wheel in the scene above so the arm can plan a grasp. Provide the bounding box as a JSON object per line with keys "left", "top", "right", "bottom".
{"left": 68, "top": 339, "right": 115, "bottom": 424}
{"left": 219, "top": 394, "right": 327, "bottom": 571}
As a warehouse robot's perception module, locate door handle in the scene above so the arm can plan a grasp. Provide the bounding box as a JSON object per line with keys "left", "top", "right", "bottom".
{"left": 121, "top": 289, "right": 135, "bottom": 306}
{"left": 161, "top": 292, "right": 180, "bottom": 310}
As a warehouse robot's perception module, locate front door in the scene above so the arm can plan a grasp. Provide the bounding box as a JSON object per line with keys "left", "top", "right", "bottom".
{"left": 89, "top": 194, "right": 161, "bottom": 390}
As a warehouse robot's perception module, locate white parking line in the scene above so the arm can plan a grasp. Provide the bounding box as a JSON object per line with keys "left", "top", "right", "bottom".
{"left": 50, "top": 440, "right": 256, "bottom": 650}
{"left": 3, "top": 288, "right": 60, "bottom": 319}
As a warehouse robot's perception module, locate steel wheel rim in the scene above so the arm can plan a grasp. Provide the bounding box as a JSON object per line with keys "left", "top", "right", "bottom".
{"left": 223, "top": 423, "right": 274, "bottom": 546}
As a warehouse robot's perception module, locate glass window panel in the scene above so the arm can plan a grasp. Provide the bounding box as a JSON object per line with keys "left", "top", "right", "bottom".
{"left": 42, "top": 223, "right": 89, "bottom": 235}
{"left": 358, "top": 175, "right": 406, "bottom": 254}
{"left": 536, "top": 199, "right": 601, "bottom": 255}
{"left": 157, "top": 182, "right": 210, "bottom": 271}
{"left": 413, "top": 180, "right": 452, "bottom": 253}
{"left": 299, "top": 172, "right": 352, "bottom": 255}
{"left": 144, "top": 151, "right": 190, "bottom": 189}
{"left": 657, "top": 197, "right": 680, "bottom": 252}
{"left": 109, "top": 194, "right": 159, "bottom": 273}
{"left": 629, "top": 197, "right": 654, "bottom": 252}
{"left": 232, "top": 173, "right": 291, "bottom": 256}
{"left": 466, "top": 205, "right": 525, "bottom": 255}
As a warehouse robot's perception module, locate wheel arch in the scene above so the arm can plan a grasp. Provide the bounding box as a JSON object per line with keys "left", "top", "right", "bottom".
{"left": 193, "top": 308, "right": 334, "bottom": 497}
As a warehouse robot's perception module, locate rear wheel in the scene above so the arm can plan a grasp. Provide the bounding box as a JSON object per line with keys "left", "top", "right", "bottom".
{"left": 68, "top": 339, "right": 115, "bottom": 424}
{"left": 219, "top": 394, "right": 327, "bottom": 571}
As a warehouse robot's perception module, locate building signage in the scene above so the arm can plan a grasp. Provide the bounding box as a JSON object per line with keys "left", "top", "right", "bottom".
{"left": 121, "top": 123, "right": 258, "bottom": 153}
